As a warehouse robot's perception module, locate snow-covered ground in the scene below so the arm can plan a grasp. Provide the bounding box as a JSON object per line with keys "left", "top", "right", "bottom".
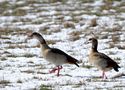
{"left": 1, "top": 0, "right": 125, "bottom": 90}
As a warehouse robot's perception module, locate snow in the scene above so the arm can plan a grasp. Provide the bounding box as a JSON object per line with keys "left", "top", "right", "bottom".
{"left": 1, "top": 0, "right": 125, "bottom": 90}
{"left": 92, "top": 0, "right": 105, "bottom": 6}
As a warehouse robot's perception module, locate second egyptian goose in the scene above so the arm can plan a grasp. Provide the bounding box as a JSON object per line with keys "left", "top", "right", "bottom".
{"left": 28, "top": 32, "right": 79, "bottom": 76}
{"left": 88, "top": 38, "right": 120, "bottom": 79}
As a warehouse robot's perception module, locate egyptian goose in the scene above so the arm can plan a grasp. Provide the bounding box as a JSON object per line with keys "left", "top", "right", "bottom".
{"left": 28, "top": 32, "right": 79, "bottom": 76}
{"left": 88, "top": 38, "right": 120, "bottom": 79}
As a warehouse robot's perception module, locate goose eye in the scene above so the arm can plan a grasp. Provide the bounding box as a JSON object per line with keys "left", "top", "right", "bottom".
{"left": 89, "top": 38, "right": 92, "bottom": 41}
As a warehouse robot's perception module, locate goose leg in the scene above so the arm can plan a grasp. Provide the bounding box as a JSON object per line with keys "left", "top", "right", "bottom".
{"left": 102, "top": 71, "right": 107, "bottom": 79}
{"left": 57, "top": 66, "right": 63, "bottom": 76}
{"left": 49, "top": 66, "right": 63, "bottom": 75}
{"left": 102, "top": 71, "right": 104, "bottom": 78}
{"left": 49, "top": 67, "right": 58, "bottom": 73}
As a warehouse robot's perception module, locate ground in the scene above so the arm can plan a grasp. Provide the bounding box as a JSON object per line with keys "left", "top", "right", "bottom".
{"left": 0, "top": 0, "right": 125, "bottom": 90}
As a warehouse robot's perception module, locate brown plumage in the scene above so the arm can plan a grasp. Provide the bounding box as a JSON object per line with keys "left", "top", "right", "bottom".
{"left": 28, "top": 32, "right": 79, "bottom": 76}
{"left": 89, "top": 38, "right": 120, "bottom": 79}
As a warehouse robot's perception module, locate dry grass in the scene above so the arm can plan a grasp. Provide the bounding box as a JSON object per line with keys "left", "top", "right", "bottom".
{"left": 17, "top": 80, "right": 23, "bottom": 83}
{"left": 46, "top": 40, "right": 58, "bottom": 45}
{"left": 63, "top": 21, "right": 75, "bottom": 28}
{"left": 12, "top": 8, "right": 27, "bottom": 16}
{"left": 23, "top": 53, "right": 36, "bottom": 57}
{"left": 80, "top": 0, "right": 94, "bottom": 3}
{"left": 68, "top": 31, "right": 82, "bottom": 41}
{"left": 7, "top": 53, "right": 36, "bottom": 58}
{"left": 0, "top": 80, "right": 11, "bottom": 85}
{"left": 40, "top": 85, "right": 52, "bottom": 90}
{"left": 3, "top": 8, "right": 27, "bottom": 16}
{"left": 22, "top": 70, "right": 35, "bottom": 74}
{"left": 87, "top": 18, "right": 98, "bottom": 27}
{"left": 0, "top": 1, "right": 9, "bottom": 14}
{"left": 27, "top": 61, "right": 34, "bottom": 64}
{"left": 6, "top": 44, "right": 30, "bottom": 49}
{"left": 111, "top": 73, "right": 125, "bottom": 79}
{"left": 0, "top": 0, "right": 125, "bottom": 89}
{"left": 82, "top": 64, "right": 93, "bottom": 69}
{"left": 114, "top": 57, "right": 121, "bottom": 61}
{"left": 111, "top": 35, "right": 120, "bottom": 44}
{"left": 0, "top": 57, "right": 7, "bottom": 61}
{"left": 109, "top": 42, "right": 115, "bottom": 48}
{"left": 0, "top": 28, "right": 14, "bottom": 35}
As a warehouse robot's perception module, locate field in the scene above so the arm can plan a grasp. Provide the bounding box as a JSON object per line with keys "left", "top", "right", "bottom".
{"left": 0, "top": 0, "right": 125, "bottom": 90}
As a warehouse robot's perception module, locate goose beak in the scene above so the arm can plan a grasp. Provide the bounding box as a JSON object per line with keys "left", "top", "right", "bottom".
{"left": 85, "top": 40, "right": 89, "bottom": 44}
{"left": 85, "top": 39, "right": 91, "bottom": 44}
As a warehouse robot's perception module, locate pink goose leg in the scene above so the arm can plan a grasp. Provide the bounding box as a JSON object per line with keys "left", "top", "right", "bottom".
{"left": 57, "top": 66, "right": 63, "bottom": 76}
{"left": 49, "top": 66, "right": 63, "bottom": 76}
{"left": 102, "top": 71, "right": 107, "bottom": 79}
{"left": 49, "top": 67, "right": 58, "bottom": 73}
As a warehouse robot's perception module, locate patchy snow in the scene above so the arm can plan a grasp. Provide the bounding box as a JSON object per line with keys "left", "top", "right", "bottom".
{"left": 92, "top": 0, "right": 105, "bottom": 6}
{"left": 0, "top": 0, "right": 125, "bottom": 90}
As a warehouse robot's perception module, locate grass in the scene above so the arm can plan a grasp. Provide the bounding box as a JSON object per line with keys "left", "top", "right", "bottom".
{"left": 40, "top": 85, "right": 52, "bottom": 90}
{"left": 116, "top": 45, "right": 125, "bottom": 49}
{"left": 3, "top": 8, "right": 27, "bottom": 16}
{"left": 1, "top": 57, "right": 7, "bottom": 61}
{"left": 0, "top": 28, "right": 14, "bottom": 36}
{"left": 82, "top": 65, "right": 93, "bottom": 69}
{"left": 68, "top": 31, "right": 82, "bottom": 41}
{"left": 109, "top": 42, "right": 115, "bottom": 48}
{"left": 63, "top": 21, "right": 75, "bottom": 28}
{"left": 12, "top": 8, "right": 27, "bottom": 16}
{"left": 0, "top": 0, "right": 125, "bottom": 89}
{"left": 26, "top": 0, "right": 42, "bottom": 4}
{"left": 113, "top": 84, "right": 125, "bottom": 90}
{"left": 114, "top": 57, "right": 121, "bottom": 61}
{"left": 23, "top": 53, "right": 36, "bottom": 57}
{"left": 7, "top": 54, "right": 17, "bottom": 57}
{"left": 0, "top": 80, "right": 11, "bottom": 85}
{"left": 7, "top": 53, "right": 36, "bottom": 58}
{"left": 22, "top": 70, "right": 35, "bottom": 73}
{"left": 73, "top": 81, "right": 85, "bottom": 88}
{"left": 112, "top": 35, "right": 120, "bottom": 44}
{"left": 0, "top": 1, "right": 27, "bottom": 16}
{"left": 80, "top": 0, "right": 94, "bottom": 3}
{"left": 28, "top": 61, "right": 34, "bottom": 64}
{"left": 0, "top": 1, "right": 9, "bottom": 12}
{"left": 32, "top": 18, "right": 44, "bottom": 24}
{"left": 17, "top": 80, "right": 23, "bottom": 83}
{"left": 46, "top": 40, "right": 57, "bottom": 45}
{"left": 108, "top": 51, "right": 116, "bottom": 55}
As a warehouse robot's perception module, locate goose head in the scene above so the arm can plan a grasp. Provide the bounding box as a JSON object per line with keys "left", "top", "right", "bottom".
{"left": 28, "top": 32, "right": 46, "bottom": 44}
{"left": 89, "top": 38, "right": 98, "bottom": 52}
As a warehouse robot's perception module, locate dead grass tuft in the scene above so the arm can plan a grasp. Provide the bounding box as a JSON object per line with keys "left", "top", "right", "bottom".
{"left": 80, "top": 0, "right": 94, "bottom": 3}
{"left": 88, "top": 18, "right": 98, "bottom": 27}
{"left": 63, "top": 21, "right": 75, "bottom": 28}
{"left": 114, "top": 57, "right": 121, "bottom": 61}
{"left": 40, "top": 85, "right": 52, "bottom": 90}
{"left": 0, "top": 80, "right": 11, "bottom": 85}
{"left": 68, "top": 31, "right": 82, "bottom": 41}
{"left": 22, "top": 70, "right": 35, "bottom": 73}
{"left": 12, "top": 8, "right": 27, "bottom": 16}
{"left": 111, "top": 73, "right": 125, "bottom": 79}
{"left": 46, "top": 40, "right": 58, "bottom": 45}
{"left": 111, "top": 35, "right": 120, "bottom": 44}
{"left": 83, "top": 65, "right": 93, "bottom": 69}
{"left": 1, "top": 57, "right": 7, "bottom": 61}
{"left": 17, "top": 80, "right": 23, "bottom": 83}
{"left": 23, "top": 53, "right": 36, "bottom": 57}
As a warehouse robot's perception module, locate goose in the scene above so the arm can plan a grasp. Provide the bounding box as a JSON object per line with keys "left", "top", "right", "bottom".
{"left": 88, "top": 38, "right": 120, "bottom": 79}
{"left": 28, "top": 32, "right": 79, "bottom": 76}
